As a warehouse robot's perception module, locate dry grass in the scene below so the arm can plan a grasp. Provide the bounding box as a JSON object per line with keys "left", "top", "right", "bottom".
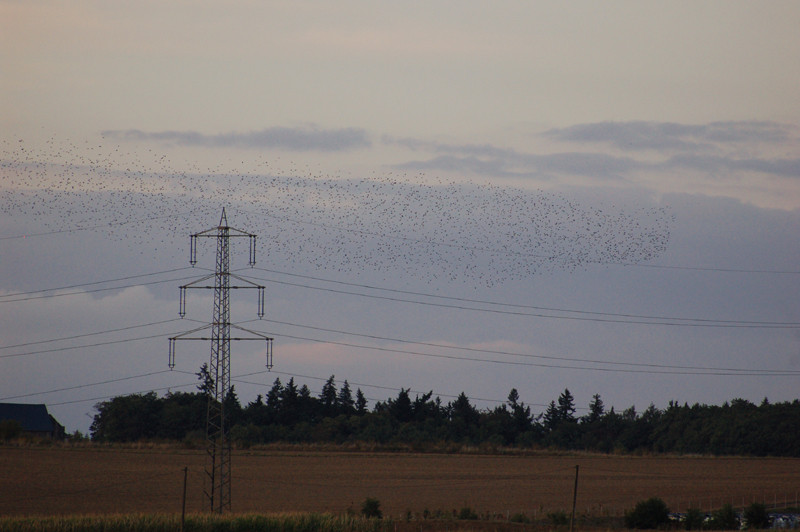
{"left": 0, "top": 513, "right": 392, "bottom": 532}
{"left": 2, "top": 445, "right": 798, "bottom": 518}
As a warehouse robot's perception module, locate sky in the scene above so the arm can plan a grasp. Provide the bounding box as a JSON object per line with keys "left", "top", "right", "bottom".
{"left": 1, "top": 1, "right": 799, "bottom": 435}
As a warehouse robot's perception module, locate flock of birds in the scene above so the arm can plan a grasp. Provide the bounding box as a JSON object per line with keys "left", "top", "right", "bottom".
{"left": 1, "top": 137, "right": 674, "bottom": 286}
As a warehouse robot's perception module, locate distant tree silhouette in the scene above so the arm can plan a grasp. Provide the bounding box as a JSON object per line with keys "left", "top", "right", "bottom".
{"left": 558, "top": 389, "right": 576, "bottom": 423}
{"left": 89, "top": 365, "right": 800, "bottom": 456}
{"left": 338, "top": 380, "right": 355, "bottom": 415}
{"left": 355, "top": 389, "right": 368, "bottom": 415}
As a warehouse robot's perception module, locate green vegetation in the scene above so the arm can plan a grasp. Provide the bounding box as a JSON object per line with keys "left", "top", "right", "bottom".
{"left": 89, "top": 370, "right": 800, "bottom": 457}
{"left": 743, "top": 502, "right": 771, "bottom": 529}
{"left": 683, "top": 507, "right": 704, "bottom": 530}
{"left": 509, "top": 512, "right": 530, "bottom": 524}
{"left": 707, "top": 503, "right": 739, "bottom": 530}
{"left": 0, "top": 513, "right": 392, "bottom": 532}
{"left": 361, "top": 498, "right": 382, "bottom": 519}
{"left": 547, "top": 510, "right": 569, "bottom": 526}
{"left": 624, "top": 497, "right": 670, "bottom": 529}
{"left": 457, "top": 506, "right": 478, "bottom": 520}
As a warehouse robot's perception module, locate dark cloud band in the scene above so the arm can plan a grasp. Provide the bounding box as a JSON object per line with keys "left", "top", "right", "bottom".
{"left": 386, "top": 121, "right": 800, "bottom": 180}
{"left": 542, "top": 120, "right": 796, "bottom": 152}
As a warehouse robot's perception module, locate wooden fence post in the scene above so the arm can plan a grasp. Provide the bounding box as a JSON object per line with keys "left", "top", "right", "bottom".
{"left": 570, "top": 465, "right": 579, "bottom": 532}
{"left": 181, "top": 466, "right": 188, "bottom": 532}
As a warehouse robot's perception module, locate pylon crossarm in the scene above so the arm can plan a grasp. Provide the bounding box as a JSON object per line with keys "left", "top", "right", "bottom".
{"left": 176, "top": 336, "right": 265, "bottom": 341}
{"left": 170, "top": 324, "right": 213, "bottom": 340}
{"left": 227, "top": 273, "right": 264, "bottom": 288}
{"left": 193, "top": 227, "right": 254, "bottom": 238}
{"left": 182, "top": 274, "right": 216, "bottom": 288}
{"left": 181, "top": 275, "right": 261, "bottom": 292}
{"left": 230, "top": 323, "right": 274, "bottom": 340}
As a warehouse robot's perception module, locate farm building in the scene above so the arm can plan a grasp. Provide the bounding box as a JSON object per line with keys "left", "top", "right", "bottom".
{"left": 0, "top": 403, "right": 65, "bottom": 439}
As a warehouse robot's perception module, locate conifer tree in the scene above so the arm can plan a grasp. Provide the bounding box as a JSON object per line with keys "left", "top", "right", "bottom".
{"left": 355, "top": 389, "right": 368, "bottom": 415}
{"left": 338, "top": 380, "right": 355, "bottom": 415}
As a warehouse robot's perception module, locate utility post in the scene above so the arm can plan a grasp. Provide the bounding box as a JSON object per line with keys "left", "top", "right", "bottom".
{"left": 570, "top": 465, "right": 579, "bottom": 532}
{"left": 169, "top": 208, "right": 274, "bottom": 513}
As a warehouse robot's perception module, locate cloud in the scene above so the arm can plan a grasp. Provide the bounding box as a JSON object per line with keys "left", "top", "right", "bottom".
{"left": 385, "top": 136, "right": 532, "bottom": 177}
{"left": 386, "top": 136, "right": 646, "bottom": 180}
{"left": 387, "top": 122, "right": 800, "bottom": 183}
{"left": 102, "top": 126, "right": 371, "bottom": 152}
{"left": 396, "top": 152, "right": 643, "bottom": 180}
{"left": 664, "top": 154, "right": 800, "bottom": 178}
{"left": 543, "top": 120, "right": 797, "bottom": 152}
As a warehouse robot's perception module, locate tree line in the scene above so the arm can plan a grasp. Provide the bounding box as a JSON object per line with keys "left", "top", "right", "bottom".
{"left": 89, "top": 368, "right": 800, "bottom": 456}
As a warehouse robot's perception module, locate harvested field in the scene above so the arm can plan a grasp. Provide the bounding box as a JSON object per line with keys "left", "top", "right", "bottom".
{"left": 1, "top": 445, "right": 798, "bottom": 518}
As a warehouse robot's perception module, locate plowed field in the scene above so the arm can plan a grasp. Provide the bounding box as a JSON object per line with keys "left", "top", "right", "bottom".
{"left": 2, "top": 446, "right": 798, "bottom": 518}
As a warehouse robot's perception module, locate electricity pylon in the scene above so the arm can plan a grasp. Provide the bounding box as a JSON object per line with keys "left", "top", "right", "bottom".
{"left": 169, "top": 208, "right": 273, "bottom": 513}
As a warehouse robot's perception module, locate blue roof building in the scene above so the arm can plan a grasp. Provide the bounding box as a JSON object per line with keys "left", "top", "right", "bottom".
{"left": 0, "top": 403, "right": 65, "bottom": 439}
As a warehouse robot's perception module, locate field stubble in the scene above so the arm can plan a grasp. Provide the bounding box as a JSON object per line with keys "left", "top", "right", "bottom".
{"left": 1, "top": 445, "right": 798, "bottom": 518}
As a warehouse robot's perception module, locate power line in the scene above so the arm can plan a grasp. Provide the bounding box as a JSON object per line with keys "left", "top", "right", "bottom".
{"left": 0, "top": 266, "right": 199, "bottom": 300}
{"left": 0, "top": 370, "right": 173, "bottom": 401}
{"left": 4, "top": 262, "right": 794, "bottom": 329}
{"left": 0, "top": 275, "right": 200, "bottom": 304}
{"left": 6, "top": 261, "right": 792, "bottom": 327}
{"left": 2, "top": 307, "right": 793, "bottom": 377}
{"left": 255, "top": 317, "right": 797, "bottom": 375}
{"left": 244, "top": 325, "right": 800, "bottom": 377}
{"left": 254, "top": 266, "right": 800, "bottom": 326}
{"left": 46, "top": 380, "right": 198, "bottom": 406}
{"left": 0, "top": 319, "right": 182, "bottom": 359}
{"left": 0, "top": 318, "right": 184, "bottom": 350}
{"left": 248, "top": 269, "right": 800, "bottom": 328}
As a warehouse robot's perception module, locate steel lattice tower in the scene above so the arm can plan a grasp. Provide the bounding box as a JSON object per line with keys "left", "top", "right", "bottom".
{"left": 169, "top": 208, "right": 273, "bottom": 513}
